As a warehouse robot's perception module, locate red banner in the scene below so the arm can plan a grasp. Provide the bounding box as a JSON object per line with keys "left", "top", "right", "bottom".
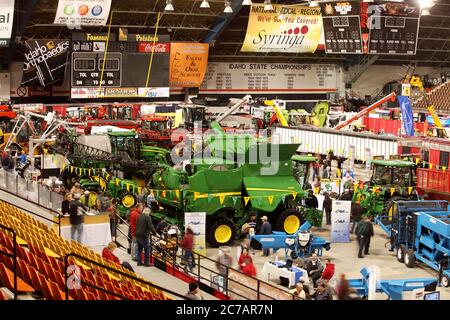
{"left": 138, "top": 42, "right": 170, "bottom": 53}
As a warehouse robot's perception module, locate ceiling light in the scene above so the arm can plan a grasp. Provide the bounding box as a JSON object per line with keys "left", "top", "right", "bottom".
{"left": 164, "top": 0, "right": 174, "bottom": 12}
{"left": 419, "top": 0, "right": 435, "bottom": 9}
{"left": 242, "top": 0, "right": 252, "bottom": 5}
{"left": 264, "top": 0, "right": 273, "bottom": 12}
{"left": 309, "top": 0, "right": 318, "bottom": 6}
{"left": 421, "top": 8, "right": 430, "bottom": 15}
{"left": 224, "top": 0, "right": 233, "bottom": 13}
{"left": 200, "top": 0, "right": 210, "bottom": 8}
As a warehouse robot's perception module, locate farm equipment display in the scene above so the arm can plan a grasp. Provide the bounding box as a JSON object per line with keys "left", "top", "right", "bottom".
{"left": 251, "top": 221, "right": 330, "bottom": 260}
{"left": 151, "top": 140, "right": 309, "bottom": 247}
{"left": 353, "top": 159, "right": 417, "bottom": 216}
{"left": 375, "top": 200, "right": 450, "bottom": 287}
{"left": 138, "top": 115, "right": 173, "bottom": 148}
{"left": 291, "top": 154, "right": 318, "bottom": 190}
{"left": 348, "top": 267, "right": 438, "bottom": 300}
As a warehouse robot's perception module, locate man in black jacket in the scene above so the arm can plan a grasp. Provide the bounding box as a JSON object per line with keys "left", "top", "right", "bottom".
{"left": 350, "top": 201, "right": 365, "bottom": 233}
{"left": 69, "top": 193, "right": 88, "bottom": 244}
{"left": 355, "top": 216, "right": 374, "bottom": 258}
{"left": 135, "top": 207, "right": 157, "bottom": 266}
{"left": 259, "top": 216, "right": 272, "bottom": 257}
{"left": 323, "top": 193, "right": 332, "bottom": 225}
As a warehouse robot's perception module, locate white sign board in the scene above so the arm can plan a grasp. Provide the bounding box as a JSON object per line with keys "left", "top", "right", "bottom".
{"left": 184, "top": 212, "right": 206, "bottom": 256}
{"left": 54, "top": 0, "right": 112, "bottom": 27}
{"left": 0, "top": 73, "right": 10, "bottom": 100}
{"left": 330, "top": 200, "right": 351, "bottom": 243}
{"left": 200, "top": 62, "right": 339, "bottom": 94}
{"left": 0, "top": 0, "right": 14, "bottom": 47}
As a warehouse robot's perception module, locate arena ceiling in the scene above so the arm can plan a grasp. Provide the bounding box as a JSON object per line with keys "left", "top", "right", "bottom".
{"left": 1, "top": 0, "right": 450, "bottom": 68}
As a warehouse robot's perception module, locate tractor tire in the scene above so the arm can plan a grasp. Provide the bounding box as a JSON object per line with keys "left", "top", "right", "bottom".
{"left": 441, "top": 275, "right": 450, "bottom": 288}
{"left": 396, "top": 244, "right": 406, "bottom": 263}
{"left": 207, "top": 217, "right": 236, "bottom": 248}
{"left": 120, "top": 193, "right": 137, "bottom": 209}
{"left": 404, "top": 249, "right": 415, "bottom": 268}
{"left": 276, "top": 208, "right": 304, "bottom": 234}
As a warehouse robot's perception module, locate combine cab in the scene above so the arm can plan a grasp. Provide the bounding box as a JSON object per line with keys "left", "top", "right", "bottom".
{"left": 138, "top": 115, "right": 173, "bottom": 148}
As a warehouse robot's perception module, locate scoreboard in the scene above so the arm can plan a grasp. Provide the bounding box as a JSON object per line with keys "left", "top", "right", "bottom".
{"left": 320, "top": 1, "right": 363, "bottom": 54}
{"left": 70, "top": 33, "right": 170, "bottom": 99}
{"left": 72, "top": 52, "right": 122, "bottom": 87}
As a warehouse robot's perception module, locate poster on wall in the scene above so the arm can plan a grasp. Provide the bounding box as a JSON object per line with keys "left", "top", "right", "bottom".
{"left": 330, "top": 200, "right": 351, "bottom": 243}
{"left": 54, "top": 0, "right": 112, "bottom": 27}
{"left": 184, "top": 212, "right": 206, "bottom": 256}
{"left": 21, "top": 40, "right": 70, "bottom": 87}
{"left": 169, "top": 43, "right": 209, "bottom": 87}
{"left": 0, "top": 0, "right": 15, "bottom": 47}
{"left": 241, "top": 4, "right": 322, "bottom": 53}
{"left": 319, "top": 0, "right": 363, "bottom": 54}
{"left": 200, "top": 62, "right": 338, "bottom": 94}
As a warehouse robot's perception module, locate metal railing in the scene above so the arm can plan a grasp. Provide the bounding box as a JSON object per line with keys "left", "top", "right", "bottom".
{"left": 148, "top": 232, "right": 296, "bottom": 300}
{"left": 63, "top": 252, "right": 190, "bottom": 300}
{"left": 0, "top": 223, "right": 18, "bottom": 300}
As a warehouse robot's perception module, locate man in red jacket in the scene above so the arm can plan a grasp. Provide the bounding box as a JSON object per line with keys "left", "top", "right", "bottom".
{"left": 129, "top": 203, "right": 143, "bottom": 261}
{"left": 320, "top": 258, "right": 335, "bottom": 283}
{"left": 181, "top": 227, "right": 195, "bottom": 272}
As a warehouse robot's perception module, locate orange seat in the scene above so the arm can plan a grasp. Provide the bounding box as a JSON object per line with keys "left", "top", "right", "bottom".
{"left": 0, "top": 263, "right": 35, "bottom": 293}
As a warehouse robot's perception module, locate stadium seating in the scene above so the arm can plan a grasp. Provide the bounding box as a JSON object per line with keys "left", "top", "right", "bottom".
{"left": 0, "top": 200, "right": 170, "bottom": 300}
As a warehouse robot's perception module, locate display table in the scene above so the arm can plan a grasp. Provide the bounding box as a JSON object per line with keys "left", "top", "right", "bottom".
{"left": 53, "top": 214, "right": 112, "bottom": 247}
{"left": 261, "top": 261, "right": 309, "bottom": 288}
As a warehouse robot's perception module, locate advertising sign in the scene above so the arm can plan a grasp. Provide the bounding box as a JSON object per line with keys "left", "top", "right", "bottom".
{"left": 21, "top": 40, "right": 70, "bottom": 87}
{"left": 330, "top": 200, "right": 351, "bottom": 243}
{"left": 241, "top": 4, "right": 322, "bottom": 53}
{"left": 0, "top": 73, "right": 10, "bottom": 100}
{"left": 0, "top": 0, "right": 14, "bottom": 47}
{"left": 398, "top": 95, "right": 414, "bottom": 136}
{"left": 169, "top": 42, "right": 209, "bottom": 87}
{"left": 200, "top": 62, "right": 338, "bottom": 94}
{"left": 54, "top": 0, "right": 112, "bottom": 27}
{"left": 138, "top": 42, "right": 170, "bottom": 53}
{"left": 184, "top": 212, "right": 206, "bottom": 256}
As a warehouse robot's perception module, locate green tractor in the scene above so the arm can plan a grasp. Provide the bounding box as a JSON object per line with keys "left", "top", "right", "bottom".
{"left": 151, "top": 140, "right": 309, "bottom": 247}
{"left": 353, "top": 159, "right": 416, "bottom": 217}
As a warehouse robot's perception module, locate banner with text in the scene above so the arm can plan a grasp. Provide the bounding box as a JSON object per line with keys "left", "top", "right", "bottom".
{"left": 330, "top": 200, "right": 351, "bottom": 243}
{"left": 170, "top": 43, "right": 209, "bottom": 88}
{"left": 241, "top": 4, "right": 322, "bottom": 53}
{"left": 200, "top": 62, "right": 338, "bottom": 93}
{"left": 0, "top": 0, "right": 15, "bottom": 47}
{"left": 21, "top": 40, "right": 70, "bottom": 87}
{"left": 54, "top": 0, "right": 112, "bottom": 27}
{"left": 184, "top": 212, "right": 206, "bottom": 256}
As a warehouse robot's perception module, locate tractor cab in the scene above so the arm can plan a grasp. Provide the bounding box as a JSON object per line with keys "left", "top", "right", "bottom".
{"left": 291, "top": 154, "right": 318, "bottom": 190}
{"left": 107, "top": 131, "right": 141, "bottom": 160}
{"left": 369, "top": 159, "right": 415, "bottom": 188}
{"left": 141, "top": 115, "right": 171, "bottom": 132}
{"left": 182, "top": 105, "right": 208, "bottom": 130}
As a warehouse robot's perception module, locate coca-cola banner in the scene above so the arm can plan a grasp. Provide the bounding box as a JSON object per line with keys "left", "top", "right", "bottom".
{"left": 138, "top": 42, "right": 170, "bottom": 53}
{"left": 21, "top": 39, "right": 70, "bottom": 87}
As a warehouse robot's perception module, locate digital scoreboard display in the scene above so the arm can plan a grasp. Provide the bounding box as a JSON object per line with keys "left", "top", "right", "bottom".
{"left": 70, "top": 33, "right": 170, "bottom": 99}
{"left": 72, "top": 52, "right": 122, "bottom": 87}
{"left": 320, "top": 1, "right": 363, "bottom": 54}
{"left": 367, "top": 1, "right": 420, "bottom": 55}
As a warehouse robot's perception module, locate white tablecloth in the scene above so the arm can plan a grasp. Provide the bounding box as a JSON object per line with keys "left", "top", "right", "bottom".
{"left": 60, "top": 223, "right": 112, "bottom": 247}
{"left": 261, "top": 261, "right": 309, "bottom": 287}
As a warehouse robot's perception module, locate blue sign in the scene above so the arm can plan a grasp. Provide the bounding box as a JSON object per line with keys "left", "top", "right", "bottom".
{"left": 398, "top": 96, "right": 414, "bottom": 136}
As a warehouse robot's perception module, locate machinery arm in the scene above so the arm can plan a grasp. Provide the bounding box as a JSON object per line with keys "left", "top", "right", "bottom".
{"left": 216, "top": 95, "right": 252, "bottom": 124}
{"left": 335, "top": 92, "right": 397, "bottom": 130}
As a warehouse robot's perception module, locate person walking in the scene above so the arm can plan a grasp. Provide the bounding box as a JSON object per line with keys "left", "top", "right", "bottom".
{"left": 216, "top": 246, "right": 233, "bottom": 292}
{"left": 135, "top": 207, "right": 157, "bottom": 266}
{"left": 305, "top": 253, "right": 323, "bottom": 287}
{"left": 356, "top": 216, "right": 374, "bottom": 258}
{"left": 323, "top": 193, "right": 332, "bottom": 225}
{"left": 107, "top": 199, "right": 119, "bottom": 240}
{"left": 181, "top": 227, "right": 195, "bottom": 272}
{"left": 259, "top": 216, "right": 272, "bottom": 257}
{"left": 335, "top": 274, "right": 352, "bottom": 300}
{"left": 61, "top": 193, "right": 72, "bottom": 216}
{"left": 68, "top": 193, "right": 88, "bottom": 244}
{"left": 351, "top": 201, "right": 365, "bottom": 234}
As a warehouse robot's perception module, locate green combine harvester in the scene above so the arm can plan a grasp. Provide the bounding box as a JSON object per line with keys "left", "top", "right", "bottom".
{"left": 151, "top": 123, "right": 312, "bottom": 247}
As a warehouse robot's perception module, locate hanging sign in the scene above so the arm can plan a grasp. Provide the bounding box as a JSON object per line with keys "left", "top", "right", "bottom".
{"left": 169, "top": 42, "right": 209, "bottom": 87}
{"left": 0, "top": 0, "right": 15, "bottom": 47}
{"left": 241, "top": 4, "right": 322, "bottom": 53}
{"left": 54, "top": 0, "right": 112, "bottom": 27}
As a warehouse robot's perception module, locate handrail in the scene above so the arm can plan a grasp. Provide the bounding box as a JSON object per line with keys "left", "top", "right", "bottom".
{"left": 63, "top": 252, "right": 190, "bottom": 300}
{"left": 0, "top": 223, "right": 18, "bottom": 300}
{"left": 149, "top": 230, "right": 295, "bottom": 300}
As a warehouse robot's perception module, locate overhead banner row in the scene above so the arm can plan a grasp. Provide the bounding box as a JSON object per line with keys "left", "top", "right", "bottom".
{"left": 242, "top": 1, "right": 421, "bottom": 55}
